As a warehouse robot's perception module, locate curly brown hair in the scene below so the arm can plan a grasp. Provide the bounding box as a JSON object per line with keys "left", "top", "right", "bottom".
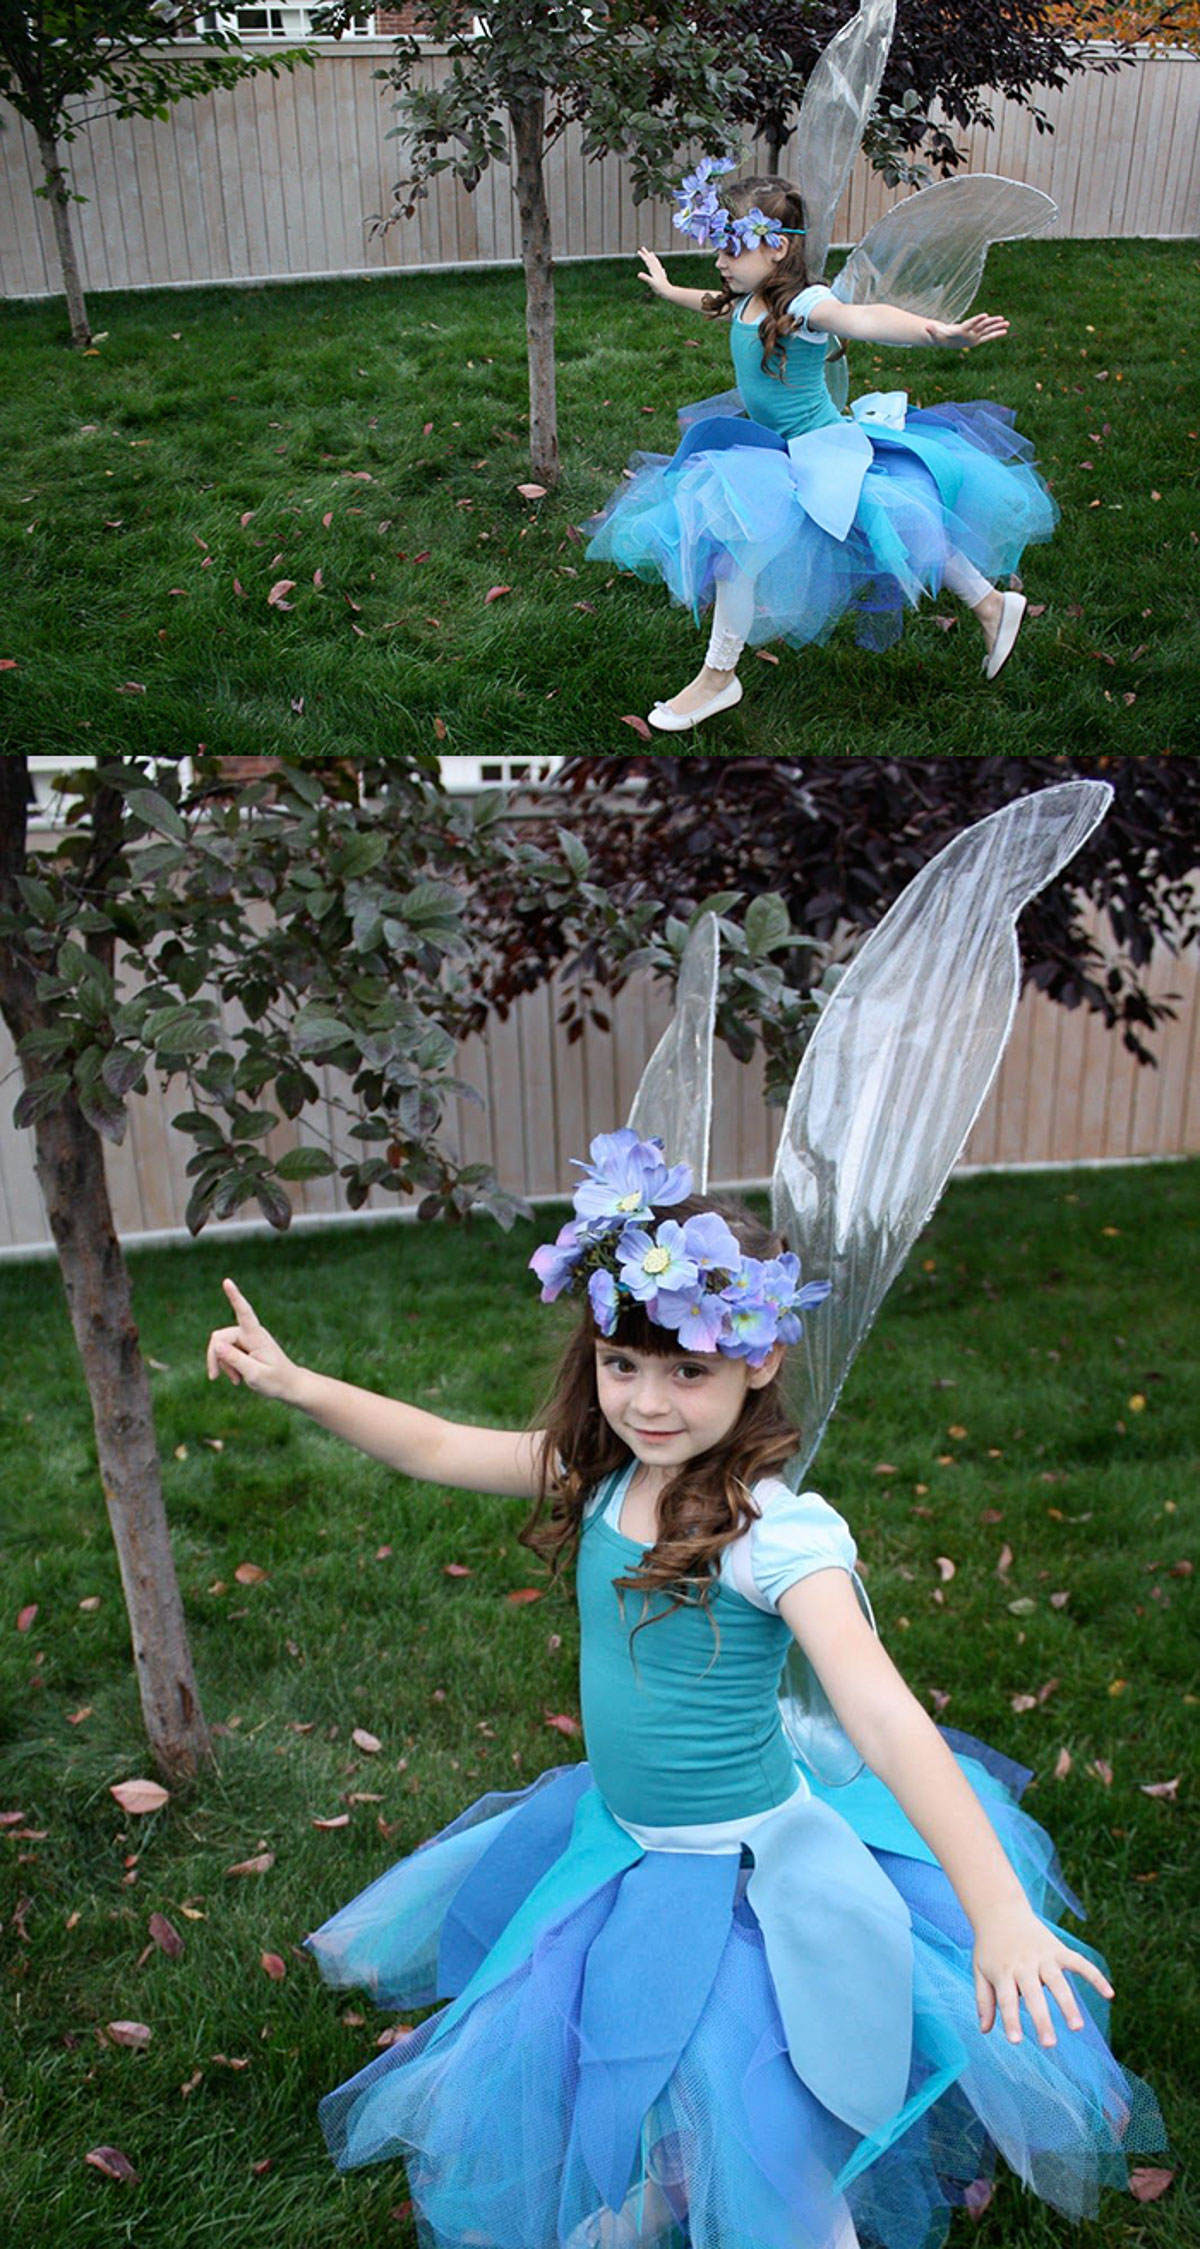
{"left": 520, "top": 1193, "right": 801, "bottom": 1623}
{"left": 701, "top": 175, "right": 844, "bottom": 382}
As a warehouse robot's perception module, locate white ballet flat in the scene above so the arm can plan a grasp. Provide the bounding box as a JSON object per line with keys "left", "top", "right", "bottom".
{"left": 647, "top": 677, "right": 744, "bottom": 732}
{"left": 983, "top": 591, "right": 1027, "bottom": 681}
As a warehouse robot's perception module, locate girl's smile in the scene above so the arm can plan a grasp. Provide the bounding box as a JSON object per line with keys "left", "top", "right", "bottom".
{"left": 594, "top": 1340, "right": 779, "bottom": 1486}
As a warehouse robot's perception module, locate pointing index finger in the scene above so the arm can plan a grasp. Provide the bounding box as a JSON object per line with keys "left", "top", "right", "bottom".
{"left": 222, "top": 1276, "right": 261, "bottom": 1327}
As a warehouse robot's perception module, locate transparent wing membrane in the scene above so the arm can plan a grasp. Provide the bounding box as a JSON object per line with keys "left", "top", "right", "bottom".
{"left": 626, "top": 914, "right": 720, "bottom": 1193}
{"left": 797, "top": 0, "right": 897, "bottom": 279}
{"left": 831, "top": 174, "right": 1059, "bottom": 320}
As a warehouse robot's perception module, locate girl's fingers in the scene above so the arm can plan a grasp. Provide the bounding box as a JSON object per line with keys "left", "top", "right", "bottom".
{"left": 1017, "top": 1970, "right": 1056, "bottom": 2048}
{"left": 995, "top": 1975, "right": 1023, "bottom": 2043}
{"left": 222, "top": 1276, "right": 265, "bottom": 1338}
{"left": 1044, "top": 1965, "right": 1085, "bottom": 2033}
{"left": 973, "top": 1965, "right": 995, "bottom": 2033}
{"left": 1061, "top": 1949, "right": 1114, "bottom": 2002}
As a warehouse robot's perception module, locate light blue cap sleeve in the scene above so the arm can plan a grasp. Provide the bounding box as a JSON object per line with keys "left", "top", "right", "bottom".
{"left": 749, "top": 1481, "right": 857, "bottom": 1611}
{"left": 785, "top": 284, "right": 837, "bottom": 342}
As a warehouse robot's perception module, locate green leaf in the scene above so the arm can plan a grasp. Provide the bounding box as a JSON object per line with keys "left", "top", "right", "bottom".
{"left": 273, "top": 1146, "right": 337, "bottom": 1180}
{"left": 333, "top": 831, "right": 390, "bottom": 884}
{"left": 127, "top": 788, "right": 187, "bottom": 842}
{"left": 13, "top": 1073, "right": 71, "bottom": 1129}
{"left": 556, "top": 826, "right": 589, "bottom": 880}
{"left": 16, "top": 876, "right": 57, "bottom": 921}
{"left": 101, "top": 1046, "right": 149, "bottom": 1098}
{"left": 231, "top": 1109, "right": 278, "bottom": 1141}
{"left": 292, "top": 1012, "right": 355, "bottom": 1056}
{"left": 743, "top": 892, "right": 792, "bottom": 959}
{"left": 254, "top": 1177, "right": 294, "bottom": 1230}
{"left": 18, "top": 1024, "right": 74, "bottom": 1062}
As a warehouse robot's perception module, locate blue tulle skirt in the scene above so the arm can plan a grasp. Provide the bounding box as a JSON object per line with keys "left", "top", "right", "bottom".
{"left": 306, "top": 1732, "right": 1164, "bottom": 2249}
{"left": 583, "top": 404, "right": 1059, "bottom": 652}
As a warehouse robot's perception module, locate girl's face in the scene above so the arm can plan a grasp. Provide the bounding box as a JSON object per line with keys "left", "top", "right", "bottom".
{"left": 715, "top": 237, "right": 789, "bottom": 296}
{"left": 594, "top": 1340, "right": 781, "bottom": 1477}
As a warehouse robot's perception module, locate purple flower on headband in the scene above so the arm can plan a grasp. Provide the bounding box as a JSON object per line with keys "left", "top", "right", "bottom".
{"left": 588, "top": 1269, "right": 620, "bottom": 1336}
{"left": 679, "top": 155, "right": 736, "bottom": 198}
{"left": 571, "top": 1128, "right": 691, "bottom": 1230}
{"left": 529, "top": 1219, "right": 584, "bottom": 1301}
{"left": 655, "top": 1287, "right": 730, "bottom": 1353}
{"left": 680, "top": 1210, "right": 743, "bottom": 1276}
{"left": 721, "top": 1298, "right": 781, "bottom": 1365}
{"left": 730, "top": 208, "right": 786, "bottom": 253}
{"left": 618, "top": 1220, "right": 698, "bottom": 1304}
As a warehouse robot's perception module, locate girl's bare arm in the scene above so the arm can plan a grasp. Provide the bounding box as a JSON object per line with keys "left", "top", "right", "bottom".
{"left": 637, "top": 247, "right": 712, "bottom": 312}
{"left": 207, "top": 1278, "right": 544, "bottom": 1497}
{"left": 804, "top": 299, "right": 1009, "bottom": 351}
{"left": 779, "top": 1569, "right": 1113, "bottom": 2045}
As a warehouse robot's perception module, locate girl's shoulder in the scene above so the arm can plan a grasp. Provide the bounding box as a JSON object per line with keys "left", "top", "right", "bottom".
{"left": 785, "top": 284, "right": 837, "bottom": 343}
{"left": 722, "top": 1480, "right": 857, "bottom": 1613}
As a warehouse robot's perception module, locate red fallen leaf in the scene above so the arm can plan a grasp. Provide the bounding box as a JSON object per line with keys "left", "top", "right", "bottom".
{"left": 251, "top": 2158, "right": 272, "bottom": 2176}
{"left": 85, "top": 2145, "right": 139, "bottom": 2184}
{"left": 0, "top": 659, "right": 20, "bottom": 671}
{"left": 979, "top": 1508, "right": 1004, "bottom": 1524}
{"left": 390, "top": 2199, "right": 415, "bottom": 2221}
{"left": 234, "top": 1562, "right": 267, "bottom": 1586}
{"left": 1049, "top": 1589, "right": 1071, "bottom": 1609}
{"left": 996, "top": 1544, "right": 1013, "bottom": 1576}
{"left": 1088, "top": 1759, "right": 1114, "bottom": 1786}
{"left": 754, "top": 648, "right": 780, "bottom": 663}
{"left": 351, "top": 623, "right": 366, "bottom": 638}
{"left": 312, "top": 1814, "right": 351, "bottom": 1830}
{"left": 352, "top": 1728, "right": 382, "bottom": 1754}
{"left": 1037, "top": 1678, "right": 1060, "bottom": 1704}
{"left": 433, "top": 716, "right": 448, "bottom": 740}
{"left": 963, "top": 2178, "right": 994, "bottom": 2219}
{"left": 443, "top": 1563, "right": 472, "bottom": 1578}
{"left": 116, "top": 681, "right": 147, "bottom": 694}
{"left": 180, "top": 2067, "right": 203, "bottom": 2096}
{"left": 343, "top": 592, "right": 362, "bottom": 612}
{"left": 1122, "top": 691, "right": 1137, "bottom": 707}
{"left": 167, "top": 587, "right": 187, "bottom": 597}
{"left": 1027, "top": 602, "right": 1047, "bottom": 617}
{"left": 484, "top": 585, "right": 512, "bottom": 603}
{"left": 16, "top": 1604, "right": 37, "bottom": 1633}
{"left": 1054, "top": 1746, "right": 1072, "bottom": 1779}
{"left": 0, "top": 1810, "right": 26, "bottom": 1826}
{"left": 505, "top": 1588, "right": 544, "bottom": 1606}
{"left": 619, "top": 715, "right": 653, "bottom": 740}
{"left": 1129, "top": 2168, "right": 1175, "bottom": 2203}
{"left": 423, "top": 421, "right": 434, "bottom": 434}
{"left": 376, "top": 2023, "right": 414, "bottom": 2049}
{"left": 873, "top": 1462, "right": 898, "bottom": 1476}
{"left": 413, "top": 551, "right": 431, "bottom": 564}
{"left": 211, "top": 2053, "right": 251, "bottom": 2069}
{"left": 1169, "top": 1558, "right": 1193, "bottom": 1578}
{"left": 313, "top": 568, "right": 324, "bottom": 588}
{"left": 110, "top": 1780, "right": 169, "bottom": 1816}
{"left": 1010, "top": 1694, "right": 1038, "bottom": 1713}
{"left": 149, "top": 1912, "right": 184, "bottom": 1960}
{"left": 226, "top": 1851, "right": 275, "bottom": 1875}
{"left": 934, "top": 1557, "right": 956, "bottom": 1582}
{"left": 322, "top": 511, "right": 334, "bottom": 528}
{"left": 233, "top": 577, "right": 247, "bottom": 597}
{"left": 106, "top": 2020, "right": 152, "bottom": 2049}
{"left": 932, "top": 614, "right": 957, "bottom": 631}
{"left": 267, "top": 580, "right": 296, "bottom": 609}
{"left": 544, "top": 1713, "right": 581, "bottom": 1736}
{"left": 260, "top": 1951, "right": 287, "bottom": 1980}
{"left": 240, "top": 511, "right": 254, "bottom": 528}
{"left": 928, "top": 1688, "right": 951, "bottom": 1713}
{"left": 67, "top": 1706, "right": 94, "bottom": 1726}
{"left": 344, "top": 470, "right": 374, "bottom": 482}
{"left": 1138, "top": 1777, "right": 1180, "bottom": 1800}
{"left": 517, "top": 482, "right": 547, "bottom": 499}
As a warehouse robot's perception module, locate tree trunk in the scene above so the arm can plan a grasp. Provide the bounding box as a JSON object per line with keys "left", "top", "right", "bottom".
{"left": 34, "top": 125, "right": 92, "bottom": 349}
{"left": 0, "top": 761, "right": 210, "bottom": 1777}
{"left": 510, "top": 93, "right": 559, "bottom": 489}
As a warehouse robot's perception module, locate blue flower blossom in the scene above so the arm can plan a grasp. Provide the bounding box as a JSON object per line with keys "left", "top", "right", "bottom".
{"left": 654, "top": 1287, "right": 731, "bottom": 1353}
{"left": 529, "top": 1219, "right": 584, "bottom": 1301}
{"left": 571, "top": 1128, "right": 691, "bottom": 1229}
{"left": 729, "top": 209, "right": 786, "bottom": 253}
{"left": 588, "top": 1268, "right": 621, "bottom": 1336}
{"left": 680, "top": 1211, "right": 743, "bottom": 1276}
{"left": 617, "top": 1220, "right": 699, "bottom": 1304}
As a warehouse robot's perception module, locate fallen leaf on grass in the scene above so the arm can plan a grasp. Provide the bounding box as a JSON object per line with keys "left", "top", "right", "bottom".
{"left": 226, "top": 1851, "right": 274, "bottom": 1876}
{"left": 443, "top": 1563, "right": 472, "bottom": 1578}
{"left": 85, "top": 2145, "right": 139, "bottom": 2184}
{"left": 116, "top": 682, "right": 147, "bottom": 694}
{"left": 996, "top": 1544, "right": 1014, "bottom": 1576}
{"left": 376, "top": 2024, "right": 414, "bottom": 2049}
{"left": 67, "top": 1707, "right": 94, "bottom": 1726}
{"left": 16, "top": 1605, "right": 37, "bottom": 1633}
{"left": 1129, "top": 2168, "right": 1175, "bottom": 2203}
{"left": 234, "top": 1562, "right": 268, "bottom": 1585}
{"left": 505, "top": 1588, "right": 543, "bottom": 1606}
{"left": 544, "top": 1713, "right": 580, "bottom": 1737}
{"left": 0, "top": 1810, "right": 26, "bottom": 1827}
{"left": 111, "top": 1780, "right": 169, "bottom": 1816}
{"left": 754, "top": 648, "right": 780, "bottom": 663}
{"left": 313, "top": 1814, "right": 351, "bottom": 1830}
{"left": 267, "top": 580, "right": 296, "bottom": 610}
{"left": 106, "top": 2020, "right": 152, "bottom": 2049}
{"left": 79, "top": 1596, "right": 102, "bottom": 1611}
{"left": 484, "top": 585, "right": 512, "bottom": 603}
{"left": 260, "top": 1951, "right": 287, "bottom": 1980}
{"left": 1088, "top": 1759, "right": 1114, "bottom": 1786}
{"left": 352, "top": 1728, "right": 382, "bottom": 1755}
{"left": 1138, "top": 1777, "right": 1180, "bottom": 1800}
{"left": 0, "top": 659, "right": 19, "bottom": 671}
{"left": 211, "top": 2053, "right": 250, "bottom": 2069}
{"left": 1010, "top": 1694, "right": 1038, "bottom": 1713}
{"left": 963, "top": 2178, "right": 994, "bottom": 2219}
{"left": 180, "top": 2068, "right": 203, "bottom": 2096}
{"left": 619, "top": 715, "right": 653, "bottom": 739}
{"left": 1054, "top": 1747, "right": 1072, "bottom": 1778}
{"left": 934, "top": 1557, "right": 956, "bottom": 1582}
{"left": 517, "top": 482, "right": 547, "bottom": 499}
{"left": 149, "top": 1912, "right": 184, "bottom": 1960}
{"left": 313, "top": 568, "right": 324, "bottom": 589}
{"left": 233, "top": 577, "right": 247, "bottom": 597}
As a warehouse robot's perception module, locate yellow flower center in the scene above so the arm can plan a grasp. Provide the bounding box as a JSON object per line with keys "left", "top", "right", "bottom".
{"left": 643, "top": 1245, "right": 672, "bottom": 1274}
{"left": 616, "top": 1191, "right": 643, "bottom": 1212}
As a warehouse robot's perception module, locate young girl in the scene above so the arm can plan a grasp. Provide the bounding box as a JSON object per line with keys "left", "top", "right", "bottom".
{"left": 207, "top": 1133, "right": 1161, "bottom": 2249}
{"left": 584, "top": 174, "right": 1058, "bottom": 730}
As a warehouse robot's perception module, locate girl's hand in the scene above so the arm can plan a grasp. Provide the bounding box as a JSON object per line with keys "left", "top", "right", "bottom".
{"left": 925, "top": 312, "right": 1010, "bottom": 350}
{"left": 637, "top": 248, "right": 674, "bottom": 300}
{"left": 973, "top": 1904, "right": 1113, "bottom": 2047}
{"left": 206, "top": 1277, "right": 299, "bottom": 1403}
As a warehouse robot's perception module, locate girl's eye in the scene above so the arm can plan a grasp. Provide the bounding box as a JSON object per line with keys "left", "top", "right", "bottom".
{"left": 675, "top": 1364, "right": 708, "bottom": 1382}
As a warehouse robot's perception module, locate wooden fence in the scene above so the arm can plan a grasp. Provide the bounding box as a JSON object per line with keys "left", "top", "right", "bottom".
{"left": 1, "top": 920, "right": 1196, "bottom": 1254}
{"left": 2, "top": 44, "right": 1198, "bottom": 303}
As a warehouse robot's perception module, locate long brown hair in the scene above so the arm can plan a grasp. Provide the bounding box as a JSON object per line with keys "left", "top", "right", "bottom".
{"left": 701, "top": 175, "right": 843, "bottom": 381}
{"left": 521, "top": 1194, "right": 801, "bottom": 1619}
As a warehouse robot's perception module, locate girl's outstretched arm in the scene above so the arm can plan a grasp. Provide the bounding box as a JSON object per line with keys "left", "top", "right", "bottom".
{"left": 636, "top": 247, "right": 712, "bottom": 313}
{"left": 206, "top": 1278, "right": 545, "bottom": 1497}
{"left": 778, "top": 1570, "right": 1114, "bottom": 2048}
{"left": 804, "top": 299, "right": 1009, "bottom": 351}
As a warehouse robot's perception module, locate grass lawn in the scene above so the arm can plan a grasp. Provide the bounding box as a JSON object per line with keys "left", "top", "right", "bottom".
{"left": 0, "top": 1159, "right": 1195, "bottom": 2248}
{"left": 1, "top": 238, "right": 1196, "bottom": 756}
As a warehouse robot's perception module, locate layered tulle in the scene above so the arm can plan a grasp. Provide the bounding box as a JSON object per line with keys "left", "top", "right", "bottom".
{"left": 306, "top": 1737, "right": 1165, "bottom": 2249}
{"left": 584, "top": 404, "right": 1058, "bottom": 652}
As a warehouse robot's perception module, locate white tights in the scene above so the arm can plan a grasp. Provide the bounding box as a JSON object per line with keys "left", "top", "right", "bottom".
{"left": 703, "top": 550, "right": 996, "bottom": 672}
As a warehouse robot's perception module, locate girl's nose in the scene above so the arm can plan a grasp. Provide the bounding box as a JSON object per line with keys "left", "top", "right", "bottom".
{"left": 630, "top": 1370, "right": 672, "bottom": 1416}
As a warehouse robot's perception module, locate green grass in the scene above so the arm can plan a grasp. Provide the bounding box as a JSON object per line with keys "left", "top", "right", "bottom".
{"left": 1, "top": 239, "right": 1197, "bottom": 755}
{"left": 0, "top": 1161, "right": 1195, "bottom": 2247}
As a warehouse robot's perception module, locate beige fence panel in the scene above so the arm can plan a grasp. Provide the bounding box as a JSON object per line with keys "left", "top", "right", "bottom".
{"left": 3, "top": 47, "right": 1197, "bottom": 301}
{"left": 1, "top": 922, "right": 1196, "bottom": 1253}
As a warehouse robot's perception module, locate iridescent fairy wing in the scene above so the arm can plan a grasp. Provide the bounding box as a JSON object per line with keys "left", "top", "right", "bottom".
{"left": 830, "top": 173, "right": 1058, "bottom": 320}
{"left": 625, "top": 912, "right": 720, "bottom": 1192}
{"left": 798, "top": 0, "right": 897, "bottom": 281}
{"left": 774, "top": 781, "right": 1112, "bottom": 1780}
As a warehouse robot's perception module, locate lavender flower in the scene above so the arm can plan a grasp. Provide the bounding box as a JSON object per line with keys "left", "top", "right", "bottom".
{"left": 654, "top": 1287, "right": 731, "bottom": 1354}
{"left": 588, "top": 1269, "right": 621, "bottom": 1336}
{"left": 617, "top": 1220, "right": 699, "bottom": 1304}
{"left": 529, "top": 1219, "right": 584, "bottom": 1301}
{"left": 571, "top": 1128, "right": 690, "bottom": 1230}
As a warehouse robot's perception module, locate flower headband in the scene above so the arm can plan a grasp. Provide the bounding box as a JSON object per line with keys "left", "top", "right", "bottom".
{"left": 672, "top": 156, "right": 806, "bottom": 255}
{"left": 530, "top": 1129, "right": 830, "bottom": 1368}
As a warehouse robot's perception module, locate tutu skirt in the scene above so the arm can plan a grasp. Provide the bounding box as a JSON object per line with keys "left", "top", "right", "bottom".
{"left": 306, "top": 1731, "right": 1165, "bottom": 2249}
{"left": 583, "top": 403, "right": 1058, "bottom": 652}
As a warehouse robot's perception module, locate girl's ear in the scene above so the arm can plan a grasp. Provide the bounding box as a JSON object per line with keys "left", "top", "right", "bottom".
{"left": 747, "top": 1343, "right": 785, "bottom": 1389}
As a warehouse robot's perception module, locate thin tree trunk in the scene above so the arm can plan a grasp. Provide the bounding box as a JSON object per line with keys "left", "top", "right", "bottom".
{"left": 0, "top": 761, "right": 210, "bottom": 1777}
{"left": 510, "top": 93, "right": 559, "bottom": 489}
{"left": 34, "top": 125, "right": 91, "bottom": 349}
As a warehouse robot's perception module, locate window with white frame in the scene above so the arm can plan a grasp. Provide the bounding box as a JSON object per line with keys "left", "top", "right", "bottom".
{"left": 199, "top": 7, "right": 375, "bottom": 37}
{"left": 437, "top": 757, "right": 565, "bottom": 795}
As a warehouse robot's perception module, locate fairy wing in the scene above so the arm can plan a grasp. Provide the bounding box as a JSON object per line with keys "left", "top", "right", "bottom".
{"left": 625, "top": 912, "right": 720, "bottom": 1192}
{"left": 774, "top": 780, "right": 1112, "bottom": 1778}
{"left": 798, "top": 0, "right": 898, "bottom": 281}
{"left": 830, "top": 173, "right": 1058, "bottom": 321}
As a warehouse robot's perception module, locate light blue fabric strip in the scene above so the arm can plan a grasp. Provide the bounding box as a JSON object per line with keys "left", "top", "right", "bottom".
{"left": 425, "top": 1787, "right": 642, "bottom": 2051}
{"left": 746, "top": 1790, "right": 914, "bottom": 2134}
{"left": 786, "top": 419, "right": 874, "bottom": 540}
